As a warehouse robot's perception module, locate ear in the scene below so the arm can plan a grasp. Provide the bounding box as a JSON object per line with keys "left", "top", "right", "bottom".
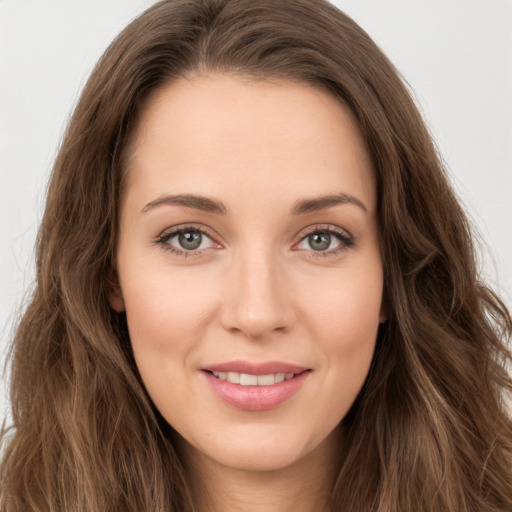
{"left": 108, "top": 270, "right": 125, "bottom": 312}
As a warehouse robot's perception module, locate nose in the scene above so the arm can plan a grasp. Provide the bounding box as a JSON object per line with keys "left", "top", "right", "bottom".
{"left": 220, "top": 249, "right": 296, "bottom": 340}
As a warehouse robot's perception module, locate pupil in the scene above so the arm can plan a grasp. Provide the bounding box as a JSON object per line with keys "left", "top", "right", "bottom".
{"left": 309, "top": 232, "right": 331, "bottom": 251}
{"left": 178, "top": 231, "right": 202, "bottom": 250}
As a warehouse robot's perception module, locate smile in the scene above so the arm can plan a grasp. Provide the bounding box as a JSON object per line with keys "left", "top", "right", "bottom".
{"left": 202, "top": 362, "right": 311, "bottom": 411}
{"left": 210, "top": 371, "right": 297, "bottom": 386}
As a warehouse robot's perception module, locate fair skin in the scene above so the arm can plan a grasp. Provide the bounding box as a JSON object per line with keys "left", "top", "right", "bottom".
{"left": 110, "top": 73, "right": 385, "bottom": 512}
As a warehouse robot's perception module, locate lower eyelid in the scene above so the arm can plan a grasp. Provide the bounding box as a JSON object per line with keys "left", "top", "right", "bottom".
{"left": 155, "top": 225, "right": 224, "bottom": 256}
{"left": 155, "top": 225, "right": 353, "bottom": 257}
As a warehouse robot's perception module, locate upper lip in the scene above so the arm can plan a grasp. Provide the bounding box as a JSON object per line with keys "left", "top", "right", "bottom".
{"left": 202, "top": 360, "right": 309, "bottom": 375}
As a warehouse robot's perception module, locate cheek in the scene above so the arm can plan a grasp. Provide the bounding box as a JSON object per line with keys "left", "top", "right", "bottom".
{"left": 120, "top": 266, "right": 222, "bottom": 422}
{"left": 298, "top": 261, "right": 383, "bottom": 389}
{"left": 120, "top": 263, "right": 220, "bottom": 361}
{"left": 302, "top": 263, "right": 383, "bottom": 344}
{"left": 306, "top": 275, "right": 381, "bottom": 416}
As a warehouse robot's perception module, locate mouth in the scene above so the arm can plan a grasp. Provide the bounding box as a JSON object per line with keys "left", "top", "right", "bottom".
{"left": 201, "top": 362, "right": 311, "bottom": 411}
{"left": 205, "top": 370, "right": 307, "bottom": 386}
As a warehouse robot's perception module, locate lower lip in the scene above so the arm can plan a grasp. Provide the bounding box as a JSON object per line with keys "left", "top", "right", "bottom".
{"left": 203, "top": 371, "right": 310, "bottom": 411}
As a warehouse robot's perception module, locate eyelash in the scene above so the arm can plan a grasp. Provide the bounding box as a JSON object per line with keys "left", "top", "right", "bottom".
{"left": 295, "top": 225, "right": 354, "bottom": 258}
{"left": 154, "top": 224, "right": 355, "bottom": 258}
{"left": 154, "top": 224, "right": 219, "bottom": 258}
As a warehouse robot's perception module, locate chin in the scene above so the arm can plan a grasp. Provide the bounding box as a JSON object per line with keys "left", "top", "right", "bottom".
{"left": 206, "top": 443, "right": 310, "bottom": 473}
{"left": 176, "top": 421, "right": 340, "bottom": 475}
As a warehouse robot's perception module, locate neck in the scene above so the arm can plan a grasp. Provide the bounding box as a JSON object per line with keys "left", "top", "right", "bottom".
{"left": 177, "top": 425, "right": 344, "bottom": 512}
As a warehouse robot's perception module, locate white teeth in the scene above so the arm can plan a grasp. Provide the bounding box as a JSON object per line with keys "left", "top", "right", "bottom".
{"left": 257, "top": 374, "right": 275, "bottom": 385}
{"left": 239, "top": 373, "right": 258, "bottom": 385}
{"left": 227, "top": 371, "right": 240, "bottom": 384}
{"left": 212, "top": 371, "right": 297, "bottom": 385}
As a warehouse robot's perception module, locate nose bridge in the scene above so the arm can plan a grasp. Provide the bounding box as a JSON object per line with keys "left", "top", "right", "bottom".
{"left": 221, "top": 243, "right": 293, "bottom": 339}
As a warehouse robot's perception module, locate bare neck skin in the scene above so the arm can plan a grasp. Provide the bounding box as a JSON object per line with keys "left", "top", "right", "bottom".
{"left": 180, "top": 424, "right": 343, "bottom": 512}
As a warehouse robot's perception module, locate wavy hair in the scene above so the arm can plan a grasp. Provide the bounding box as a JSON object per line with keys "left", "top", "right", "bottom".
{"left": 2, "top": 0, "right": 511, "bottom": 510}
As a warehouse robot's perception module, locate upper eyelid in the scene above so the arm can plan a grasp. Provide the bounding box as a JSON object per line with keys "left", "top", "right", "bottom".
{"left": 295, "top": 223, "right": 353, "bottom": 240}
{"left": 156, "top": 223, "right": 353, "bottom": 250}
{"left": 293, "top": 225, "right": 355, "bottom": 255}
{"left": 158, "top": 224, "right": 219, "bottom": 242}
{"left": 158, "top": 223, "right": 351, "bottom": 236}
{"left": 156, "top": 225, "right": 220, "bottom": 256}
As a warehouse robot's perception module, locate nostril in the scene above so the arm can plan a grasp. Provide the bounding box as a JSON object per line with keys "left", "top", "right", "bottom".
{"left": 219, "top": 275, "right": 296, "bottom": 339}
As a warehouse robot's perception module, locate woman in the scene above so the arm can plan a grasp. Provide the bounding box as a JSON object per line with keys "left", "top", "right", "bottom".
{"left": 1, "top": 0, "right": 511, "bottom": 510}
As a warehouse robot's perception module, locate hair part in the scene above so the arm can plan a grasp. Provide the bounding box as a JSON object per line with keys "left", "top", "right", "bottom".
{"left": 2, "top": 1, "right": 511, "bottom": 510}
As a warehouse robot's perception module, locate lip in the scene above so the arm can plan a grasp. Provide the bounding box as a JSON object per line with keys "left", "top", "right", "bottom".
{"left": 201, "top": 360, "right": 311, "bottom": 411}
{"left": 203, "top": 360, "right": 308, "bottom": 375}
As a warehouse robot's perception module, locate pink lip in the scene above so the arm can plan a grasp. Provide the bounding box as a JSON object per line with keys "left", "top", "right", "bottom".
{"left": 201, "top": 360, "right": 311, "bottom": 411}
{"left": 203, "top": 360, "right": 308, "bottom": 375}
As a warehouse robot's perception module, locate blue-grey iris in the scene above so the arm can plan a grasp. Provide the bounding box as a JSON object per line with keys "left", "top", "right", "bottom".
{"left": 309, "top": 232, "right": 331, "bottom": 251}
{"left": 179, "top": 230, "right": 202, "bottom": 250}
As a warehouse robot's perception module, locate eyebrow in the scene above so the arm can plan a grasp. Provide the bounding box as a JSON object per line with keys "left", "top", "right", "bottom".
{"left": 142, "top": 194, "right": 228, "bottom": 214}
{"left": 291, "top": 193, "right": 368, "bottom": 215}
{"left": 141, "top": 192, "right": 368, "bottom": 216}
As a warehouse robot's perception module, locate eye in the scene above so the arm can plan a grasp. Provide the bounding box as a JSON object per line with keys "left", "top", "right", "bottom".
{"left": 157, "top": 227, "right": 217, "bottom": 254}
{"left": 296, "top": 228, "right": 353, "bottom": 254}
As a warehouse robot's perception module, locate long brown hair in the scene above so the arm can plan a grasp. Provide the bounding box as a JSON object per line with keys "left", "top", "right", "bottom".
{"left": 2, "top": 1, "right": 511, "bottom": 510}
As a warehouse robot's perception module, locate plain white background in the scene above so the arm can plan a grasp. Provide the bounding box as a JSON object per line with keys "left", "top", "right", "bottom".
{"left": 1, "top": 0, "right": 511, "bottom": 421}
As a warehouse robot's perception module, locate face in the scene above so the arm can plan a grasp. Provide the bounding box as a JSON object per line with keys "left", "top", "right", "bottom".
{"left": 110, "top": 73, "right": 385, "bottom": 473}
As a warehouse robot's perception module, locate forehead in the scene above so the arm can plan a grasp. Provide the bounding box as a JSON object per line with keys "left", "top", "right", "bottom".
{"left": 123, "top": 73, "right": 376, "bottom": 213}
